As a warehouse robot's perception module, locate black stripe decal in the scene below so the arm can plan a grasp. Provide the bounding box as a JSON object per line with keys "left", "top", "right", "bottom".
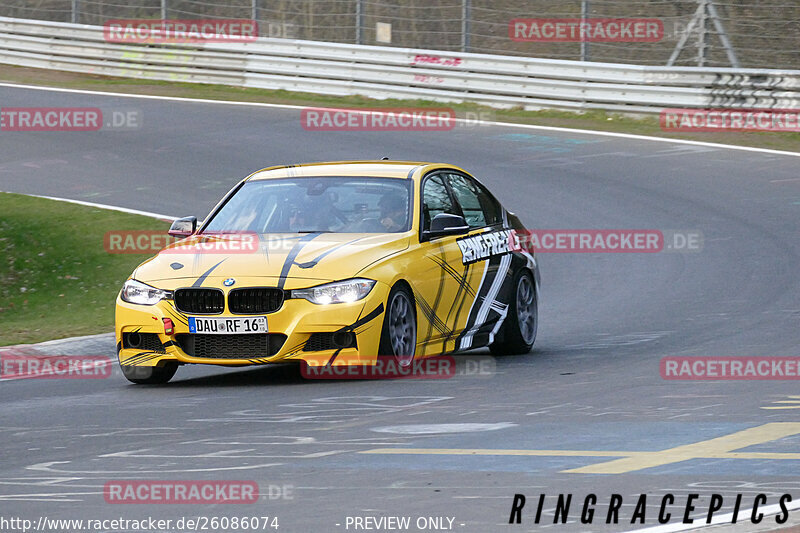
{"left": 455, "top": 253, "right": 502, "bottom": 349}
{"left": 425, "top": 242, "right": 447, "bottom": 342}
{"left": 335, "top": 303, "right": 384, "bottom": 334}
{"left": 414, "top": 290, "right": 450, "bottom": 340}
{"left": 296, "top": 236, "right": 369, "bottom": 269}
{"left": 277, "top": 232, "right": 322, "bottom": 289}
{"left": 428, "top": 254, "right": 475, "bottom": 298}
{"left": 191, "top": 259, "right": 226, "bottom": 287}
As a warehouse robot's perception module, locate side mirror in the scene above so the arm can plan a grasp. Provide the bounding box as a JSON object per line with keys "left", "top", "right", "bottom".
{"left": 168, "top": 216, "right": 197, "bottom": 237}
{"left": 423, "top": 213, "right": 470, "bottom": 240}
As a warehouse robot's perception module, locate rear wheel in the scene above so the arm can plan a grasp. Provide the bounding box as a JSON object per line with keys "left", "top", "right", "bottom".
{"left": 120, "top": 362, "right": 178, "bottom": 384}
{"left": 490, "top": 269, "right": 537, "bottom": 355}
{"left": 379, "top": 284, "right": 417, "bottom": 367}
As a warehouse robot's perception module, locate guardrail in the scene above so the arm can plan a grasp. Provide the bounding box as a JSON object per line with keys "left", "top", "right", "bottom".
{"left": 1, "top": 17, "right": 798, "bottom": 113}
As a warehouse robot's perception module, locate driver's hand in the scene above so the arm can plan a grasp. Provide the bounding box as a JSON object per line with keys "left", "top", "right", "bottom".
{"left": 380, "top": 217, "right": 394, "bottom": 229}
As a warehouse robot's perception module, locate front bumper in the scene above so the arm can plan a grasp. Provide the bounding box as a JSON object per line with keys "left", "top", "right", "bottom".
{"left": 115, "top": 282, "right": 389, "bottom": 368}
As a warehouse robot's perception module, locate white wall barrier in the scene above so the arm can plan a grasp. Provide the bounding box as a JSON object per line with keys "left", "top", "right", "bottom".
{"left": 1, "top": 17, "right": 798, "bottom": 113}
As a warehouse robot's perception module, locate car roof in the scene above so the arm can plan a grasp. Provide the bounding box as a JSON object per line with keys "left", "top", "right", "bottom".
{"left": 245, "top": 161, "right": 465, "bottom": 181}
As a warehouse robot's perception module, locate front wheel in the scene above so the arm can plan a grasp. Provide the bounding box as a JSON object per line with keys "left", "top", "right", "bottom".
{"left": 120, "top": 362, "right": 178, "bottom": 384}
{"left": 490, "top": 270, "right": 537, "bottom": 355}
{"left": 378, "top": 284, "right": 417, "bottom": 367}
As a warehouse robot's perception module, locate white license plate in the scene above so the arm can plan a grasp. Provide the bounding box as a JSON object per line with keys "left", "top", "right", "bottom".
{"left": 188, "top": 316, "right": 268, "bottom": 334}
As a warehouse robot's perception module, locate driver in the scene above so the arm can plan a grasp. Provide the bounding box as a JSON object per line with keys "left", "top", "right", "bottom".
{"left": 378, "top": 194, "right": 407, "bottom": 232}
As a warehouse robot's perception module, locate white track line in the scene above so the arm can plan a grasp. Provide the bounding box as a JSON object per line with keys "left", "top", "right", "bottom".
{"left": 1, "top": 81, "right": 798, "bottom": 158}
{"left": 624, "top": 499, "right": 800, "bottom": 533}
{"left": 1, "top": 192, "right": 176, "bottom": 220}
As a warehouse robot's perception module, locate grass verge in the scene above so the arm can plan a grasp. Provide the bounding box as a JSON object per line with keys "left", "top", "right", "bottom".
{"left": 0, "top": 192, "right": 169, "bottom": 346}
{"left": 1, "top": 64, "right": 799, "bottom": 153}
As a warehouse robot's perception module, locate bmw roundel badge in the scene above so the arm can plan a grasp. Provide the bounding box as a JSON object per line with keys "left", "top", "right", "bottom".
{"left": 223, "top": 278, "right": 236, "bottom": 287}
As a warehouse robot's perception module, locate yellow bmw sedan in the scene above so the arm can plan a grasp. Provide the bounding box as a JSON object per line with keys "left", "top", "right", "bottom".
{"left": 115, "top": 161, "right": 540, "bottom": 384}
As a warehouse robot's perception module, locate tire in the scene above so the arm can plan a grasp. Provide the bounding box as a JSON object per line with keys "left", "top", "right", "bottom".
{"left": 378, "top": 284, "right": 417, "bottom": 367}
{"left": 120, "top": 362, "right": 178, "bottom": 384}
{"left": 490, "top": 269, "right": 537, "bottom": 355}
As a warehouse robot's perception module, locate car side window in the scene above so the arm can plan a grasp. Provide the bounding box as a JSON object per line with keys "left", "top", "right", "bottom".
{"left": 422, "top": 175, "right": 456, "bottom": 232}
{"left": 448, "top": 174, "right": 498, "bottom": 228}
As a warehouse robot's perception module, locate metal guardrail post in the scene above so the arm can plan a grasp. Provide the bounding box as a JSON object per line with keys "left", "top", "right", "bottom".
{"left": 461, "top": 0, "right": 471, "bottom": 53}
{"left": 71, "top": 0, "right": 79, "bottom": 24}
{"left": 580, "top": 0, "right": 589, "bottom": 62}
{"left": 707, "top": 0, "right": 740, "bottom": 68}
{"left": 252, "top": 0, "right": 258, "bottom": 31}
{"left": 698, "top": 0, "right": 708, "bottom": 67}
{"left": 668, "top": 0, "right": 739, "bottom": 68}
{"left": 356, "top": 0, "right": 364, "bottom": 45}
{"left": 161, "top": 0, "right": 167, "bottom": 21}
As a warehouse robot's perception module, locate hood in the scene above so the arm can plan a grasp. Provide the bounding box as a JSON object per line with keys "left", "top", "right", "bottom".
{"left": 132, "top": 232, "right": 410, "bottom": 290}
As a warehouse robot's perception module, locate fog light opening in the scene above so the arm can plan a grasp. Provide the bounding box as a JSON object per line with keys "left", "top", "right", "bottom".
{"left": 127, "top": 332, "right": 142, "bottom": 348}
{"left": 332, "top": 331, "right": 354, "bottom": 349}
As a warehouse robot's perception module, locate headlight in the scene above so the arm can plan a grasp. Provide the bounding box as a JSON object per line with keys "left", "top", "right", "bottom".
{"left": 291, "top": 278, "right": 376, "bottom": 305}
{"left": 121, "top": 279, "right": 171, "bottom": 306}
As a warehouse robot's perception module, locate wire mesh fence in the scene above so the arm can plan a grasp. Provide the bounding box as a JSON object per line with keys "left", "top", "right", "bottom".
{"left": 0, "top": 0, "right": 797, "bottom": 69}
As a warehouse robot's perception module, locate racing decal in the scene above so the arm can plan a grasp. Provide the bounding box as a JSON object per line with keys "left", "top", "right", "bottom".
{"left": 277, "top": 232, "right": 322, "bottom": 289}
{"left": 296, "top": 236, "right": 369, "bottom": 269}
{"left": 425, "top": 251, "right": 474, "bottom": 352}
{"left": 457, "top": 229, "right": 514, "bottom": 264}
{"left": 191, "top": 258, "right": 227, "bottom": 287}
{"left": 325, "top": 303, "right": 385, "bottom": 365}
{"left": 426, "top": 253, "right": 475, "bottom": 299}
{"left": 413, "top": 288, "right": 451, "bottom": 341}
{"left": 456, "top": 250, "right": 512, "bottom": 351}
{"left": 340, "top": 303, "right": 384, "bottom": 333}
{"left": 454, "top": 209, "right": 520, "bottom": 349}
{"left": 165, "top": 305, "right": 189, "bottom": 327}
{"left": 120, "top": 352, "right": 164, "bottom": 366}
{"left": 425, "top": 242, "right": 448, "bottom": 343}
{"left": 258, "top": 234, "right": 303, "bottom": 263}
{"left": 444, "top": 261, "right": 473, "bottom": 352}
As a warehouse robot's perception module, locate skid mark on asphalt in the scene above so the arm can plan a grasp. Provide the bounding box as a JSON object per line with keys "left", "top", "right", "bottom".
{"left": 188, "top": 395, "right": 452, "bottom": 424}
{"left": 560, "top": 331, "right": 674, "bottom": 350}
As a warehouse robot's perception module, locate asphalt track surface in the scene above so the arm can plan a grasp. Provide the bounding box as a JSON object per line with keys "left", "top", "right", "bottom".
{"left": 1, "top": 85, "right": 799, "bottom": 533}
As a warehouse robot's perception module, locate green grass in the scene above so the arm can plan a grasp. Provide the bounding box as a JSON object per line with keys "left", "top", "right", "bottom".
{"left": 0, "top": 193, "right": 169, "bottom": 345}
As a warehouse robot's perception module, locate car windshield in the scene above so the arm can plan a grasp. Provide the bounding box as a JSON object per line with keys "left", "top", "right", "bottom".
{"left": 202, "top": 177, "right": 413, "bottom": 234}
